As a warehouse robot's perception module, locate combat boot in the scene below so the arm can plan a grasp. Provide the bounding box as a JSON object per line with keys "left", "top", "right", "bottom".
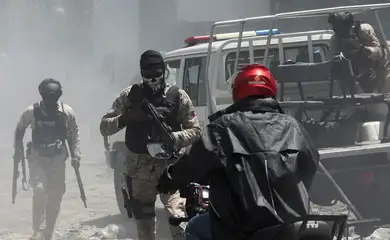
{"left": 30, "top": 231, "right": 43, "bottom": 240}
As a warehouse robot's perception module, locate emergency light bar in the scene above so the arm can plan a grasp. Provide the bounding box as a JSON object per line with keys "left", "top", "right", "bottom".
{"left": 184, "top": 29, "right": 280, "bottom": 46}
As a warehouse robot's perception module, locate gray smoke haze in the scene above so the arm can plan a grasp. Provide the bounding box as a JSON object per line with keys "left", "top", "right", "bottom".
{"left": 0, "top": 0, "right": 141, "bottom": 155}
{"left": 0, "top": 0, "right": 277, "bottom": 154}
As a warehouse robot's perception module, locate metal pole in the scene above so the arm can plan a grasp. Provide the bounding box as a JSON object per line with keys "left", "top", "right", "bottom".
{"left": 234, "top": 22, "right": 245, "bottom": 72}
{"left": 263, "top": 17, "right": 276, "bottom": 65}
{"left": 318, "top": 162, "right": 363, "bottom": 220}
{"left": 205, "top": 24, "right": 217, "bottom": 118}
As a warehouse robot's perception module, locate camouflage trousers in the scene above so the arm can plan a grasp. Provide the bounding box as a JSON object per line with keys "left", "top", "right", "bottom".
{"left": 124, "top": 151, "right": 187, "bottom": 240}
{"left": 28, "top": 146, "right": 68, "bottom": 240}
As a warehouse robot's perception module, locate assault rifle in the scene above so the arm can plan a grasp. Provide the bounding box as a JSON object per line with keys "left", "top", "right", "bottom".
{"left": 74, "top": 166, "right": 87, "bottom": 208}
{"left": 67, "top": 139, "right": 87, "bottom": 208}
{"left": 12, "top": 145, "right": 29, "bottom": 204}
{"left": 141, "top": 99, "right": 178, "bottom": 156}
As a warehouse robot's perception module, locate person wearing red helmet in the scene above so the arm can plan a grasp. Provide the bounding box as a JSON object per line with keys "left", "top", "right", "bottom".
{"left": 156, "top": 64, "right": 320, "bottom": 240}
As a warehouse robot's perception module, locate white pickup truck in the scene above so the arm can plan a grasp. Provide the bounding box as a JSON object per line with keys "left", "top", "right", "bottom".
{"left": 107, "top": 3, "right": 390, "bottom": 236}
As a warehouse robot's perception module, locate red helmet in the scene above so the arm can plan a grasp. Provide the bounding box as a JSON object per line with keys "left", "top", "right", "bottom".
{"left": 229, "top": 64, "right": 277, "bottom": 102}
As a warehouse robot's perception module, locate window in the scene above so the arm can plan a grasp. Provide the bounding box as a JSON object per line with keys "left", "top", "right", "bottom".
{"left": 165, "top": 59, "right": 181, "bottom": 86}
{"left": 183, "top": 57, "right": 207, "bottom": 106}
{"left": 223, "top": 44, "right": 329, "bottom": 83}
{"left": 216, "top": 45, "right": 329, "bottom": 105}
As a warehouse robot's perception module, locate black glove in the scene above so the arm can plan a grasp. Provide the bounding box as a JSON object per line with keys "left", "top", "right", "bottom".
{"left": 156, "top": 165, "right": 177, "bottom": 194}
{"left": 119, "top": 104, "right": 150, "bottom": 126}
{"left": 118, "top": 85, "right": 151, "bottom": 126}
{"left": 128, "top": 84, "right": 144, "bottom": 105}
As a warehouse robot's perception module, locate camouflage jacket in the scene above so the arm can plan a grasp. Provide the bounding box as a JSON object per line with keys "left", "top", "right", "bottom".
{"left": 100, "top": 84, "right": 201, "bottom": 149}
{"left": 14, "top": 102, "right": 81, "bottom": 160}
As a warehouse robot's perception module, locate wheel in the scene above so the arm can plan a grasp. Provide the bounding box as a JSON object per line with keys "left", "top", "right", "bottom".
{"left": 309, "top": 173, "right": 339, "bottom": 206}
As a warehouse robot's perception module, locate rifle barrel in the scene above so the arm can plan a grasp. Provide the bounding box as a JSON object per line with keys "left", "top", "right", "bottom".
{"left": 74, "top": 167, "right": 87, "bottom": 208}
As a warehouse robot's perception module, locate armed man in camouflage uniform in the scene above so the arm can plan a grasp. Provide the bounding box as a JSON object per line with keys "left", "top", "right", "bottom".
{"left": 100, "top": 50, "right": 201, "bottom": 240}
{"left": 328, "top": 12, "right": 390, "bottom": 93}
{"left": 14, "top": 78, "right": 81, "bottom": 240}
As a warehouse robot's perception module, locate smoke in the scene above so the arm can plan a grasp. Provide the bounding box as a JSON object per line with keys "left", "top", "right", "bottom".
{"left": 0, "top": 1, "right": 139, "bottom": 152}
{"left": 0, "top": 1, "right": 276, "bottom": 238}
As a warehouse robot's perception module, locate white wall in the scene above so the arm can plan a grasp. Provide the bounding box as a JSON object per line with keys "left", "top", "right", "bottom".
{"left": 177, "top": 0, "right": 270, "bottom": 22}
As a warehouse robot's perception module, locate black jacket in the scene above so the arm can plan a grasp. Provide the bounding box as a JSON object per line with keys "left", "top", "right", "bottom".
{"left": 163, "top": 98, "right": 319, "bottom": 240}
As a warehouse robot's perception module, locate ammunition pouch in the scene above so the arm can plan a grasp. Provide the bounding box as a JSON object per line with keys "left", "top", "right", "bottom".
{"left": 32, "top": 140, "right": 65, "bottom": 158}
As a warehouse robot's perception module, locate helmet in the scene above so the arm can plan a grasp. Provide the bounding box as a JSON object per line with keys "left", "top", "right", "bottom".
{"left": 228, "top": 64, "right": 277, "bottom": 102}
{"left": 328, "top": 12, "right": 354, "bottom": 27}
{"left": 38, "top": 78, "right": 62, "bottom": 97}
{"left": 328, "top": 12, "right": 354, "bottom": 37}
{"left": 38, "top": 78, "right": 62, "bottom": 112}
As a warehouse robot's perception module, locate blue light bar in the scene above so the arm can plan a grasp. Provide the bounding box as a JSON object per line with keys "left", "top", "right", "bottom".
{"left": 255, "top": 29, "right": 280, "bottom": 36}
{"left": 184, "top": 29, "right": 281, "bottom": 46}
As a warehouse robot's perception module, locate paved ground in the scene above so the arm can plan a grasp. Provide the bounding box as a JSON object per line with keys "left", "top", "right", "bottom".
{"left": 0, "top": 143, "right": 172, "bottom": 240}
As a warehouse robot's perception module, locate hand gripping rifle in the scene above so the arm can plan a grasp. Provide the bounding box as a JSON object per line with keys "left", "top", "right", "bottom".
{"left": 12, "top": 145, "right": 29, "bottom": 204}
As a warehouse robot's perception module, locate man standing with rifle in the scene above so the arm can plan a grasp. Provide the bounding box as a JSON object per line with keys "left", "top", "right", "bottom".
{"left": 100, "top": 50, "right": 201, "bottom": 240}
{"left": 14, "top": 78, "right": 83, "bottom": 240}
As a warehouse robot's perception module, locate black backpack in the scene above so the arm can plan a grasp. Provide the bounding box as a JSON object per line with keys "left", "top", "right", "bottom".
{"left": 221, "top": 112, "right": 316, "bottom": 232}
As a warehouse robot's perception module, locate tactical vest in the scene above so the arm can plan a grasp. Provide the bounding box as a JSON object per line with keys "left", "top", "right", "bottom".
{"left": 125, "top": 85, "right": 181, "bottom": 154}
{"left": 32, "top": 102, "right": 67, "bottom": 147}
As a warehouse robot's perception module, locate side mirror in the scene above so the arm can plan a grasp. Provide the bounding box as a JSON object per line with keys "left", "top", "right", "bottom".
{"left": 147, "top": 142, "right": 172, "bottom": 160}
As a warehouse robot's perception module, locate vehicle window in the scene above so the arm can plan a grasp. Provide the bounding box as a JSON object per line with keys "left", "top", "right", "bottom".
{"left": 165, "top": 59, "right": 181, "bottom": 86}
{"left": 183, "top": 57, "right": 207, "bottom": 106}
{"left": 223, "top": 44, "right": 329, "bottom": 84}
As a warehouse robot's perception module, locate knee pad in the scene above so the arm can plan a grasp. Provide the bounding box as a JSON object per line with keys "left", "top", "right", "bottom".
{"left": 131, "top": 198, "right": 156, "bottom": 219}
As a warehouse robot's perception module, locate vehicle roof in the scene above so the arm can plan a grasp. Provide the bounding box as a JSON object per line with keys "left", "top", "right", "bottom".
{"left": 165, "top": 31, "right": 333, "bottom": 59}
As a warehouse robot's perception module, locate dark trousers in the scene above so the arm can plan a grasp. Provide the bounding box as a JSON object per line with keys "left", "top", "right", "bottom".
{"left": 185, "top": 213, "right": 212, "bottom": 240}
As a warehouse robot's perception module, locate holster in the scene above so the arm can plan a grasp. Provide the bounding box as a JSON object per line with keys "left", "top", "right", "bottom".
{"left": 26, "top": 142, "right": 32, "bottom": 161}
{"left": 105, "top": 149, "right": 117, "bottom": 169}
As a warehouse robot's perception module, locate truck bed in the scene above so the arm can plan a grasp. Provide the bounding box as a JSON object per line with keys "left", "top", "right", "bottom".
{"left": 319, "top": 141, "right": 390, "bottom": 160}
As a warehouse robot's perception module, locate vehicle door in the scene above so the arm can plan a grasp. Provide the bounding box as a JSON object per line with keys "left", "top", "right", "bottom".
{"left": 181, "top": 55, "right": 208, "bottom": 128}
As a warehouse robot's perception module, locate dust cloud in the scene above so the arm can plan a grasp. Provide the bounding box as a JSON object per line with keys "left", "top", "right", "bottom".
{"left": 0, "top": 1, "right": 145, "bottom": 239}
{"left": 0, "top": 0, "right": 141, "bottom": 154}
{"left": 1, "top": 0, "right": 389, "bottom": 239}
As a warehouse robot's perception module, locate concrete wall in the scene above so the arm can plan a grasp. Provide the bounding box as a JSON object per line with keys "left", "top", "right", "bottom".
{"left": 138, "top": 0, "right": 272, "bottom": 52}
{"left": 177, "top": 0, "right": 270, "bottom": 22}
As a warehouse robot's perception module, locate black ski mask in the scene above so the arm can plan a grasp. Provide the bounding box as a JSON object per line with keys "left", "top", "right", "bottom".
{"left": 38, "top": 78, "right": 63, "bottom": 113}
{"left": 328, "top": 12, "right": 355, "bottom": 39}
{"left": 140, "top": 50, "right": 166, "bottom": 97}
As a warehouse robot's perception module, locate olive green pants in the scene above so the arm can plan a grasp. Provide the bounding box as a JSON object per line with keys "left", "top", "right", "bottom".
{"left": 28, "top": 147, "right": 68, "bottom": 240}
{"left": 121, "top": 150, "right": 187, "bottom": 240}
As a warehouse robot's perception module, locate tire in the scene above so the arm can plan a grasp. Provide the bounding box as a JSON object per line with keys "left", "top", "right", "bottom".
{"left": 309, "top": 173, "right": 339, "bottom": 206}
{"left": 114, "top": 163, "right": 127, "bottom": 216}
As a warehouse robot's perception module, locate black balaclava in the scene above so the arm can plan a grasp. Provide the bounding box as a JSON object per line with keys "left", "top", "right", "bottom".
{"left": 328, "top": 12, "right": 355, "bottom": 39}
{"left": 38, "top": 78, "right": 63, "bottom": 113}
{"left": 140, "top": 50, "right": 166, "bottom": 97}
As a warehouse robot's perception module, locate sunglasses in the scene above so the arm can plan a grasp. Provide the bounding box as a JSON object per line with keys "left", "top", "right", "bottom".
{"left": 142, "top": 69, "right": 164, "bottom": 79}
